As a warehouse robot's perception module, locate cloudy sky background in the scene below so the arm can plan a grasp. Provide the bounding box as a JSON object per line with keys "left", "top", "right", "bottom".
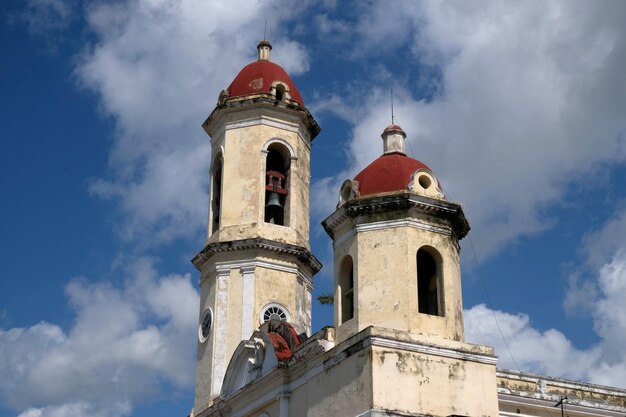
{"left": 2, "top": 1, "right": 626, "bottom": 416}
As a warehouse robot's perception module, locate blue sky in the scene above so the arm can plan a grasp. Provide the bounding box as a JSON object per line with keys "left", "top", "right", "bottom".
{"left": 2, "top": 1, "right": 626, "bottom": 416}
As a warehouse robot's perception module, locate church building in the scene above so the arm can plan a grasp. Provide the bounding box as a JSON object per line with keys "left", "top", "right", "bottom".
{"left": 188, "top": 41, "right": 626, "bottom": 417}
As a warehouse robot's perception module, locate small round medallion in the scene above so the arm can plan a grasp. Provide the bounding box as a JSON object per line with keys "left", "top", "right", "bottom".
{"left": 199, "top": 308, "right": 213, "bottom": 343}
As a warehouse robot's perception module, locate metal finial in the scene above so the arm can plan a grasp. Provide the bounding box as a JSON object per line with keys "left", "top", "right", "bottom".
{"left": 391, "top": 87, "right": 395, "bottom": 125}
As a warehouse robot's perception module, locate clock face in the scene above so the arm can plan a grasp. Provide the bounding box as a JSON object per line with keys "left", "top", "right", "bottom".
{"left": 199, "top": 309, "right": 212, "bottom": 343}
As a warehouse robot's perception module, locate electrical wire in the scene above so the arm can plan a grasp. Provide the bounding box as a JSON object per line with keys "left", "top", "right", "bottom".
{"left": 438, "top": 185, "right": 522, "bottom": 373}
{"left": 391, "top": 115, "right": 418, "bottom": 159}
{"left": 444, "top": 186, "right": 562, "bottom": 417}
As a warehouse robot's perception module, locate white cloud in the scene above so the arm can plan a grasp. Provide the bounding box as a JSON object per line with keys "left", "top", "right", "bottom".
{"left": 7, "top": 0, "right": 316, "bottom": 415}
{"left": 17, "top": 401, "right": 132, "bottom": 417}
{"left": 11, "top": 0, "right": 626, "bottom": 412}
{"left": 311, "top": 1, "right": 626, "bottom": 258}
{"left": 465, "top": 304, "right": 601, "bottom": 381}
{"left": 592, "top": 250, "right": 626, "bottom": 364}
{"left": 76, "top": 0, "right": 312, "bottom": 246}
{"left": 307, "top": 4, "right": 626, "bottom": 383}
{"left": 580, "top": 205, "right": 626, "bottom": 269}
{"left": 0, "top": 257, "right": 199, "bottom": 416}
{"left": 565, "top": 206, "right": 626, "bottom": 318}
{"left": 466, "top": 244, "right": 626, "bottom": 388}
{"left": 14, "top": 0, "right": 75, "bottom": 39}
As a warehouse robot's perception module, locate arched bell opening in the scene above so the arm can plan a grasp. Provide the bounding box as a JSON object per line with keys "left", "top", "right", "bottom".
{"left": 264, "top": 143, "right": 290, "bottom": 226}
{"left": 275, "top": 84, "right": 286, "bottom": 101}
{"left": 338, "top": 256, "right": 355, "bottom": 324}
{"left": 210, "top": 153, "right": 223, "bottom": 235}
{"left": 417, "top": 247, "right": 444, "bottom": 317}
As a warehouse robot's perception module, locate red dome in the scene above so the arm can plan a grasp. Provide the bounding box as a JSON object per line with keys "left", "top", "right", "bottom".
{"left": 227, "top": 60, "right": 304, "bottom": 106}
{"left": 354, "top": 153, "right": 433, "bottom": 196}
{"left": 383, "top": 124, "right": 404, "bottom": 134}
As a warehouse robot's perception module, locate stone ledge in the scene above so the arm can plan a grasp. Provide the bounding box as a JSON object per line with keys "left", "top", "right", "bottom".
{"left": 322, "top": 192, "right": 470, "bottom": 241}
{"left": 192, "top": 237, "right": 322, "bottom": 274}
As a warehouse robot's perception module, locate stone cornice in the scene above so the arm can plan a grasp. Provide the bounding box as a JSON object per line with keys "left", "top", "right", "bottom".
{"left": 368, "top": 336, "right": 497, "bottom": 366}
{"left": 203, "top": 96, "right": 320, "bottom": 141}
{"left": 192, "top": 238, "right": 322, "bottom": 275}
{"left": 321, "top": 192, "right": 470, "bottom": 241}
{"left": 498, "top": 394, "right": 626, "bottom": 417}
{"left": 497, "top": 369, "right": 626, "bottom": 398}
{"left": 204, "top": 259, "right": 314, "bottom": 292}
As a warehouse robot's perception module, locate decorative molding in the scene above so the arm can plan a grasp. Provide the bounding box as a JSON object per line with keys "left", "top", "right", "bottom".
{"left": 192, "top": 238, "right": 322, "bottom": 276}
{"left": 226, "top": 116, "right": 300, "bottom": 135}
{"left": 241, "top": 266, "right": 256, "bottom": 340}
{"left": 333, "top": 216, "right": 454, "bottom": 250}
{"left": 212, "top": 146, "right": 225, "bottom": 162}
{"left": 356, "top": 409, "right": 429, "bottom": 417}
{"left": 214, "top": 264, "right": 233, "bottom": 275}
{"left": 498, "top": 394, "right": 626, "bottom": 417}
{"left": 296, "top": 273, "right": 314, "bottom": 293}
{"left": 368, "top": 336, "right": 498, "bottom": 365}
{"left": 202, "top": 97, "right": 321, "bottom": 143}
{"left": 322, "top": 193, "right": 470, "bottom": 241}
{"left": 496, "top": 369, "right": 626, "bottom": 396}
{"left": 338, "top": 179, "right": 360, "bottom": 207}
{"left": 333, "top": 228, "right": 356, "bottom": 248}
{"left": 259, "top": 302, "right": 291, "bottom": 325}
{"left": 212, "top": 273, "right": 230, "bottom": 397}
{"left": 357, "top": 218, "right": 451, "bottom": 235}
{"left": 209, "top": 128, "right": 225, "bottom": 147}
{"left": 497, "top": 369, "right": 626, "bottom": 416}
{"left": 203, "top": 258, "right": 314, "bottom": 292}
{"left": 262, "top": 138, "right": 298, "bottom": 160}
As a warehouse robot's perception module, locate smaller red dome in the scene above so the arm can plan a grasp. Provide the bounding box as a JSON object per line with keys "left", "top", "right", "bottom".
{"left": 354, "top": 153, "right": 433, "bottom": 196}
{"left": 226, "top": 60, "right": 304, "bottom": 106}
{"left": 383, "top": 124, "right": 405, "bottom": 134}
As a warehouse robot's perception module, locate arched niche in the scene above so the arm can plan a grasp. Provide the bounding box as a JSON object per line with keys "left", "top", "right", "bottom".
{"left": 262, "top": 140, "right": 294, "bottom": 226}
{"left": 210, "top": 151, "right": 224, "bottom": 235}
{"left": 338, "top": 255, "right": 355, "bottom": 324}
{"left": 416, "top": 246, "right": 444, "bottom": 317}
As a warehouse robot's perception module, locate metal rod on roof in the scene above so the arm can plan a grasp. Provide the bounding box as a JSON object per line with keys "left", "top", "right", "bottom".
{"left": 391, "top": 87, "right": 395, "bottom": 125}
{"left": 554, "top": 396, "right": 568, "bottom": 417}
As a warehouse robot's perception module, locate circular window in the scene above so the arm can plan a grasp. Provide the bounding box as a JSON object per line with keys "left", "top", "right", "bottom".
{"left": 340, "top": 182, "right": 352, "bottom": 204}
{"left": 260, "top": 304, "right": 290, "bottom": 324}
{"left": 418, "top": 174, "right": 432, "bottom": 189}
{"left": 198, "top": 308, "right": 213, "bottom": 343}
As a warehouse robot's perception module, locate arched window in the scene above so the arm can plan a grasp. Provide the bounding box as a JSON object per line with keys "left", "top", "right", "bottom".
{"left": 260, "top": 303, "right": 290, "bottom": 323}
{"left": 275, "top": 84, "right": 286, "bottom": 101}
{"left": 210, "top": 155, "right": 223, "bottom": 234}
{"left": 339, "top": 256, "right": 354, "bottom": 323}
{"left": 264, "top": 144, "right": 290, "bottom": 226}
{"left": 417, "top": 247, "right": 443, "bottom": 316}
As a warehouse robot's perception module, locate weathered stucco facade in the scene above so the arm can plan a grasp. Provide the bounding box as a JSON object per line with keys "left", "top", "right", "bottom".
{"left": 323, "top": 192, "right": 469, "bottom": 344}
{"left": 497, "top": 370, "right": 626, "bottom": 417}
{"left": 191, "top": 40, "right": 321, "bottom": 412}
{"left": 203, "top": 105, "right": 315, "bottom": 249}
{"left": 189, "top": 41, "right": 626, "bottom": 417}
{"left": 206, "top": 326, "right": 498, "bottom": 417}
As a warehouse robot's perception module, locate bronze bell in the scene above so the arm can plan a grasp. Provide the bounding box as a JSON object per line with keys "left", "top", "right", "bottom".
{"left": 265, "top": 192, "right": 283, "bottom": 224}
{"left": 265, "top": 192, "right": 283, "bottom": 209}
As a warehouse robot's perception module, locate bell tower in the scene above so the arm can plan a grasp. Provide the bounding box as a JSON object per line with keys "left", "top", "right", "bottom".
{"left": 192, "top": 41, "right": 321, "bottom": 414}
{"left": 322, "top": 124, "right": 469, "bottom": 344}
{"left": 322, "top": 124, "right": 498, "bottom": 417}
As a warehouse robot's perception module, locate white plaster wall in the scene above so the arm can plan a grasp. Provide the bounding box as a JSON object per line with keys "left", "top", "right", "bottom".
{"left": 333, "top": 216, "right": 464, "bottom": 344}
{"left": 206, "top": 108, "right": 312, "bottom": 250}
